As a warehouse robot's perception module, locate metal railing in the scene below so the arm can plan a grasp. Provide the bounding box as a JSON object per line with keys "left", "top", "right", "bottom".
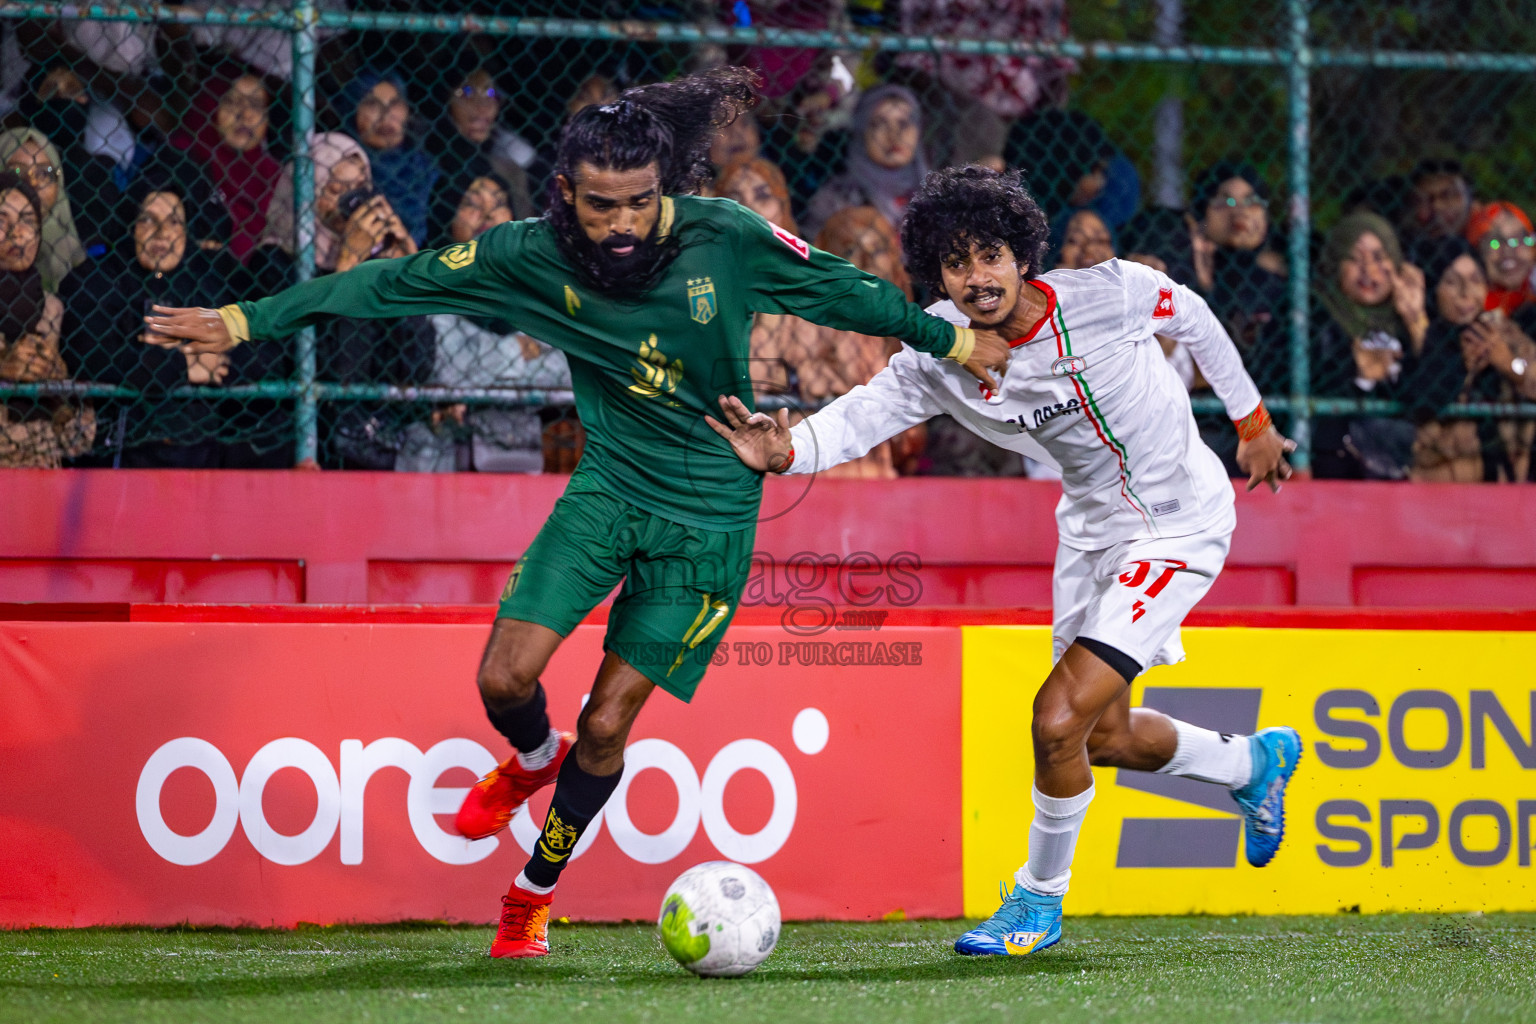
{"left": 4, "top": 0, "right": 1535, "bottom": 469}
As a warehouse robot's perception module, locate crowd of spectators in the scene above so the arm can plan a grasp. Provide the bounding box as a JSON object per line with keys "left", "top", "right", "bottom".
{"left": 1, "top": 12, "right": 1534, "bottom": 480}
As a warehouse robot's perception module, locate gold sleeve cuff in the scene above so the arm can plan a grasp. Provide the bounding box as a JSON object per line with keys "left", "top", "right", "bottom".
{"left": 216, "top": 305, "right": 249, "bottom": 347}
{"left": 946, "top": 326, "right": 976, "bottom": 363}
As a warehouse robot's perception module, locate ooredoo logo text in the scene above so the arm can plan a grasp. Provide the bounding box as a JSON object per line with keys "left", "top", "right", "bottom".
{"left": 135, "top": 708, "right": 831, "bottom": 869}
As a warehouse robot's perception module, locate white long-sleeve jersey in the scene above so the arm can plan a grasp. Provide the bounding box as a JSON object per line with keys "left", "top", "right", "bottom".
{"left": 786, "top": 259, "right": 1263, "bottom": 550}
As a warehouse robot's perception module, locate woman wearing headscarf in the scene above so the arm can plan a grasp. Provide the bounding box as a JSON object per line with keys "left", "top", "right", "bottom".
{"left": 1310, "top": 212, "right": 1428, "bottom": 479}
{"left": 180, "top": 66, "right": 283, "bottom": 263}
{"left": 756, "top": 66, "right": 851, "bottom": 220}
{"left": 255, "top": 131, "right": 359, "bottom": 277}
{"left": 1176, "top": 161, "right": 1291, "bottom": 394}
{"left": 1050, "top": 207, "right": 1115, "bottom": 271}
{"left": 762, "top": 205, "right": 918, "bottom": 479}
{"left": 802, "top": 85, "right": 928, "bottom": 242}
{"left": 1465, "top": 200, "right": 1536, "bottom": 319}
{"left": 1402, "top": 237, "right": 1536, "bottom": 481}
{"left": 800, "top": 206, "right": 911, "bottom": 402}
{"left": 254, "top": 132, "right": 416, "bottom": 280}
{"left": 0, "top": 128, "right": 87, "bottom": 291}
{"left": 0, "top": 171, "right": 95, "bottom": 466}
{"left": 715, "top": 156, "right": 806, "bottom": 399}
{"left": 252, "top": 131, "right": 434, "bottom": 469}
{"left": 341, "top": 67, "right": 440, "bottom": 247}
{"left": 1003, "top": 108, "right": 1140, "bottom": 231}
{"left": 10, "top": 66, "right": 123, "bottom": 252}
{"left": 1047, "top": 208, "right": 1210, "bottom": 401}
{"left": 715, "top": 157, "right": 799, "bottom": 236}
{"left": 59, "top": 173, "right": 288, "bottom": 467}
{"left": 426, "top": 67, "right": 538, "bottom": 248}
{"left": 411, "top": 122, "right": 565, "bottom": 474}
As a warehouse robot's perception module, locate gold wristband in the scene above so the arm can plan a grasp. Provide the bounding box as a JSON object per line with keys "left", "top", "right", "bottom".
{"left": 946, "top": 326, "right": 976, "bottom": 364}
{"left": 216, "top": 305, "right": 250, "bottom": 347}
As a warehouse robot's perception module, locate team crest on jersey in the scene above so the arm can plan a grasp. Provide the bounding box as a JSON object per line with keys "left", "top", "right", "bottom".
{"left": 687, "top": 277, "right": 717, "bottom": 324}
{"left": 771, "top": 224, "right": 811, "bottom": 259}
{"left": 1153, "top": 287, "right": 1175, "bottom": 318}
{"left": 438, "top": 239, "right": 477, "bottom": 270}
{"left": 1052, "top": 355, "right": 1087, "bottom": 376}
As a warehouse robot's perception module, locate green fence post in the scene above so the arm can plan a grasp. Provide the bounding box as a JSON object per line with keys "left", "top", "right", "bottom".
{"left": 291, "top": 0, "right": 319, "bottom": 465}
{"left": 1285, "top": 0, "right": 1312, "bottom": 470}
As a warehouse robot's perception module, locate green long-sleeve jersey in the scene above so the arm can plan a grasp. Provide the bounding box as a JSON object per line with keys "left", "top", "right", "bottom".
{"left": 225, "top": 194, "right": 975, "bottom": 530}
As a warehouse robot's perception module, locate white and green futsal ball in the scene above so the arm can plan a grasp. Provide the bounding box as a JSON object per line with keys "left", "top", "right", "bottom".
{"left": 657, "top": 861, "right": 781, "bottom": 977}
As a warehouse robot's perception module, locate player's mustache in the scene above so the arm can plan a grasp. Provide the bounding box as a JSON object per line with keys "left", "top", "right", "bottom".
{"left": 601, "top": 234, "right": 641, "bottom": 253}
{"left": 966, "top": 287, "right": 1004, "bottom": 303}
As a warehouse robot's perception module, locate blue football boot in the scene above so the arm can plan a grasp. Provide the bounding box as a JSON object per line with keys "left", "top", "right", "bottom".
{"left": 954, "top": 881, "right": 1063, "bottom": 956}
{"left": 1231, "top": 726, "right": 1303, "bottom": 867}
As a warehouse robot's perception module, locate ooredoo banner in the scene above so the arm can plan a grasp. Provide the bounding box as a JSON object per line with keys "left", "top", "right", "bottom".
{"left": 962, "top": 625, "right": 1536, "bottom": 916}
{"left": 0, "top": 623, "right": 962, "bottom": 927}
{"left": 8, "top": 615, "right": 1534, "bottom": 927}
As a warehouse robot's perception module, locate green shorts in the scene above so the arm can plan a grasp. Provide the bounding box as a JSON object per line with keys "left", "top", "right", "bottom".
{"left": 498, "top": 478, "right": 755, "bottom": 701}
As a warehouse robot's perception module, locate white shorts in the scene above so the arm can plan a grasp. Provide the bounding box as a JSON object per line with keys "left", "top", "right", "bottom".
{"left": 1051, "top": 506, "right": 1235, "bottom": 674}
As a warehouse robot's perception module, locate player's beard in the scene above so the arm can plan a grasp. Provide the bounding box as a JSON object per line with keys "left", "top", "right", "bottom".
{"left": 548, "top": 201, "right": 679, "bottom": 300}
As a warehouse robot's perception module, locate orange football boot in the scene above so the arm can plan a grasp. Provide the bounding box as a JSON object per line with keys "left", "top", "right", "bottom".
{"left": 491, "top": 882, "right": 554, "bottom": 958}
{"left": 454, "top": 733, "right": 573, "bottom": 840}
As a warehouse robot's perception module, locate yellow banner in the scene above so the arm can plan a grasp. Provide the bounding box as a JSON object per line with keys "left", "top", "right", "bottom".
{"left": 962, "top": 626, "right": 1536, "bottom": 916}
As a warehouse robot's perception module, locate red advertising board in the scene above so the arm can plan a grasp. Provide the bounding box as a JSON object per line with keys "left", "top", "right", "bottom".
{"left": 0, "top": 622, "right": 961, "bottom": 927}
{"left": 6, "top": 471, "right": 1536, "bottom": 609}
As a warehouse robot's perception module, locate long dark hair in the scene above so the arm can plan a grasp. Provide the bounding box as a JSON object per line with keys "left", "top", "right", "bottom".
{"left": 548, "top": 67, "right": 759, "bottom": 297}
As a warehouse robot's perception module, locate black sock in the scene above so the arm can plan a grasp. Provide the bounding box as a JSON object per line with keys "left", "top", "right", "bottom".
{"left": 521, "top": 753, "right": 622, "bottom": 889}
{"left": 481, "top": 681, "right": 551, "bottom": 754}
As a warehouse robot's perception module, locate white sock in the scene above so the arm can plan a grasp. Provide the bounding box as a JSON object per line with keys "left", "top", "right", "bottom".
{"left": 514, "top": 869, "right": 555, "bottom": 896}
{"left": 1016, "top": 783, "right": 1095, "bottom": 897}
{"left": 1157, "top": 719, "right": 1253, "bottom": 788}
{"left": 516, "top": 728, "right": 562, "bottom": 772}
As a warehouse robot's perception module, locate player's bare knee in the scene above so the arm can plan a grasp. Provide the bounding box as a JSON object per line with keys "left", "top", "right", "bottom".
{"left": 476, "top": 620, "right": 559, "bottom": 705}
{"left": 476, "top": 652, "right": 541, "bottom": 705}
{"left": 576, "top": 700, "right": 633, "bottom": 760}
{"left": 1032, "top": 709, "right": 1089, "bottom": 767}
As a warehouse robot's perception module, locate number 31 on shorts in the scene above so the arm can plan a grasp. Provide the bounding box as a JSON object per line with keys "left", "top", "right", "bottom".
{"left": 1118, "top": 559, "right": 1188, "bottom": 622}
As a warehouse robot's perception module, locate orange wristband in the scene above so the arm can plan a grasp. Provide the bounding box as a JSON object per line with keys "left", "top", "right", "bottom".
{"left": 775, "top": 445, "right": 795, "bottom": 474}
{"left": 1234, "top": 403, "right": 1272, "bottom": 442}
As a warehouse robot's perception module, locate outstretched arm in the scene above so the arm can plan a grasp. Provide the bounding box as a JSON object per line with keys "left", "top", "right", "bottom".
{"left": 708, "top": 348, "right": 945, "bottom": 475}
{"left": 1120, "top": 260, "right": 1295, "bottom": 492}
{"left": 145, "top": 229, "right": 521, "bottom": 354}
{"left": 734, "top": 207, "right": 1010, "bottom": 389}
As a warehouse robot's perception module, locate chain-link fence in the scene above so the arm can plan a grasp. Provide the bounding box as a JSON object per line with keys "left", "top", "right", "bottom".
{"left": 1, "top": 0, "right": 1534, "bottom": 478}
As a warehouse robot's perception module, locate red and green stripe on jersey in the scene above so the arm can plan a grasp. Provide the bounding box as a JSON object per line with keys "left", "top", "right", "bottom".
{"left": 1035, "top": 281, "right": 1154, "bottom": 528}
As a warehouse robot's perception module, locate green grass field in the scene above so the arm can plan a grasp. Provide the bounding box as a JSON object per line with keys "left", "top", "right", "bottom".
{"left": 3, "top": 915, "right": 1534, "bottom": 1024}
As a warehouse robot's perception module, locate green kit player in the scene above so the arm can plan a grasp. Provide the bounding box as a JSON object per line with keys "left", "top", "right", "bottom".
{"left": 144, "top": 68, "right": 1010, "bottom": 957}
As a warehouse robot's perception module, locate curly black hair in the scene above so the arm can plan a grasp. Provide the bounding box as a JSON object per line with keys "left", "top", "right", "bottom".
{"left": 547, "top": 66, "right": 760, "bottom": 297}
{"left": 901, "top": 166, "right": 1051, "bottom": 297}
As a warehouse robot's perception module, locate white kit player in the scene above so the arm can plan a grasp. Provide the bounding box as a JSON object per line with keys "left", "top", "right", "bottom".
{"left": 708, "top": 167, "right": 1303, "bottom": 957}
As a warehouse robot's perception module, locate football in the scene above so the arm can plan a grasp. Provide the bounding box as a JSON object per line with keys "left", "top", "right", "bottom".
{"left": 657, "top": 861, "right": 781, "bottom": 977}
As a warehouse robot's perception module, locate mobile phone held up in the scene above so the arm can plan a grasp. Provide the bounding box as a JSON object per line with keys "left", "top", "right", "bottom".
{"left": 336, "top": 186, "right": 397, "bottom": 255}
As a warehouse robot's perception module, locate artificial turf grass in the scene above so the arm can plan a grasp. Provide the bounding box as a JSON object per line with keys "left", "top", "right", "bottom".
{"left": 3, "top": 915, "right": 1535, "bottom": 1024}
